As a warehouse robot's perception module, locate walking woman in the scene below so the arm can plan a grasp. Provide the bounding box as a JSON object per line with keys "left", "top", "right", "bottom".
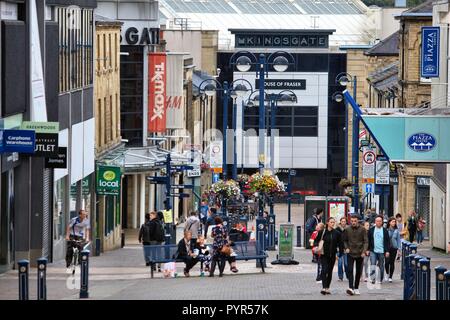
{"left": 210, "top": 216, "right": 238, "bottom": 277}
{"left": 385, "top": 217, "right": 401, "bottom": 282}
{"left": 362, "top": 221, "right": 370, "bottom": 282}
{"left": 314, "top": 217, "right": 344, "bottom": 295}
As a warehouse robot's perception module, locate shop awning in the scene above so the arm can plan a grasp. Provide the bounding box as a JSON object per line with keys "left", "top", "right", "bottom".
{"left": 343, "top": 90, "right": 450, "bottom": 163}
{"left": 96, "top": 144, "right": 191, "bottom": 173}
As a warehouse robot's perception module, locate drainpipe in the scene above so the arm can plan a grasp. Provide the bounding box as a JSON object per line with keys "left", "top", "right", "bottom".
{"left": 401, "top": 21, "right": 405, "bottom": 107}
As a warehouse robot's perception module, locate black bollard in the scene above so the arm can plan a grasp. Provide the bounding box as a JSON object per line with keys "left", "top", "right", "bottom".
{"left": 418, "top": 258, "right": 431, "bottom": 300}
{"left": 121, "top": 231, "right": 125, "bottom": 248}
{"left": 403, "top": 254, "right": 416, "bottom": 300}
{"left": 445, "top": 271, "right": 450, "bottom": 300}
{"left": 256, "top": 216, "right": 267, "bottom": 268}
{"left": 18, "top": 260, "right": 29, "bottom": 301}
{"left": 267, "top": 214, "right": 276, "bottom": 251}
{"left": 435, "top": 266, "right": 447, "bottom": 300}
{"left": 414, "top": 255, "right": 423, "bottom": 300}
{"left": 401, "top": 240, "right": 410, "bottom": 280}
{"left": 79, "top": 250, "right": 90, "bottom": 299}
{"left": 37, "top": 257, "right": 47, "bottom": 300}
{"left": 296, "top": 226, "right": 302, "bottom": 247}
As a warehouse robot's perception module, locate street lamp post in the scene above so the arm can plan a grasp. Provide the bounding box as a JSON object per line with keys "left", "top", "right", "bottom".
{"left": 335, "top": 73, "right": 359, "bottom": 215}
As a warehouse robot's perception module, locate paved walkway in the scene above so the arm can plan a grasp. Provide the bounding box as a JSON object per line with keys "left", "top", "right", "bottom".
{"left": 0, "top": 204, "right": 448, "bottom": 300}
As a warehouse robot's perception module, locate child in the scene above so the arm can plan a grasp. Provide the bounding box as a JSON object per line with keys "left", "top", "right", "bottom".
{"left": 195, "top": 235, "right": 212, "bottom": 274}
{"left": 310, "top": 222, "right": 324, "bottom": 282}
{"left": 163, "top": 262, "right": 176, "bottom": 278}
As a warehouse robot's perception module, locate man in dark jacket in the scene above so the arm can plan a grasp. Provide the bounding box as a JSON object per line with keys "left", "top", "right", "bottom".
{"left": 407, "top": 210, "right": 417, "bottom": 243}
{"left": 314, "top": 217, "right": 344, "bottom": 295}
{"left": 177, "top": 231, "right": 199, "bottom": 277}
{"left": 138, "top": 213, "right": 152, "bottom": 266}
{"left": 343, "top": 215, "right": 368, "bottom": 296}
{"left": 367, "top": 215, "right": 390, "bottom": 285}
{"left": 139, "top": 212, "right": 164, "bottom": 268}
{"left": 204, "top": 207, "right": 218, "bottom": 237}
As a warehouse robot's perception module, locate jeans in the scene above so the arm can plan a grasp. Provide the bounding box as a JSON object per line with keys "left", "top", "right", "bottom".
{"left": 347, "top": 256, "right": 363, "bottom": 290}
{"left": 369, "top": 252, "right": 386, "bottom": 283}
{"left": 363, "top": 256, "right": 369, "bottom": 278}
{"left": 408, "top": 229, "right": 416, "bottom": 243}
{"left": 416, "top": 231, "right": 424, "bottom": 244}
{"left": 320, "top": 256, "right": 336, "bottom": 289}
{"left": 337, "top": 253, "right": 348, "bottom": 280}
{"left": 385, "top": 248, "right": 398, "bottom": 278}
{"left": 316, "top": 255, "right": 322, "bottom": 281}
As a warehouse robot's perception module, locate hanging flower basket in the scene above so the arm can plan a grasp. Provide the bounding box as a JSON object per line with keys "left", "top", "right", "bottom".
{"left": 200, "top": 162, "right": 210, "bottom": 171}
{"left": 248, "top": 172, "right": 285, "bottom": 196}
{"left": 209, "top": 179, "right": 241, "bottom": 201}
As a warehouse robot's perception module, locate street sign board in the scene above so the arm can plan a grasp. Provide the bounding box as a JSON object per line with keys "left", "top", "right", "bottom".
{"left": 45, "top": 147, "right": 67, "bottom": 168}
{"left": 187, "top": 166, "right": 201, "bottom": 177}
{"left": 289, "top": 169, "right": 297, "bottom": 176}
{"left": 375, "top": 159, "right": 390, "bottom": 185}
{"left": 21, "top": 121, "right": 59, "bottom": 157}
{"left": 171, "top": 185, "right": 194, "bottom": 190}
{"left": 362, "top": 147, "right": 375, "bottom": 183}
{"left": 146, "top": 176, "right": 167, "bottom": 184}
{"left": 209, "top": 141, "right": 222, "bottom": 169}
{"left": 96, "top": 165, "right": 121, "bottom": 196}
{"left": 169, "top": 193, "right": 190, "bottom": 198}
{"left": 365, "top": 183, "right": 374, "bottom": 194}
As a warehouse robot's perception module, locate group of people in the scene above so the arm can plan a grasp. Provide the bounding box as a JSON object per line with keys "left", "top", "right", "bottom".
{"left": 139, "top": 208, "right": 241, "bottom": 277}
{"left": 307, "top": 208, "right": 420, "bottom": 296}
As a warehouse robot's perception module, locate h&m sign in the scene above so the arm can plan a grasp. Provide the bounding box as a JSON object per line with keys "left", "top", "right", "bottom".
{"left": 232, "top": 32, "right": 331, "bottom": 48}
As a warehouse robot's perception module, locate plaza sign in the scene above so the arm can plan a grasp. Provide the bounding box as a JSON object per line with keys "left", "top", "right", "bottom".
{"left": 421, "top": 27, "right": 440, "bottom": 78}
{"left": 96, "top": 165, "right": 121, "bottom": 196}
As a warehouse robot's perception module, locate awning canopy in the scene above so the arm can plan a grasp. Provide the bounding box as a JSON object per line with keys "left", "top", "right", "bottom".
{"left": 96, "top": 145, "right": 191, "bottom": 173}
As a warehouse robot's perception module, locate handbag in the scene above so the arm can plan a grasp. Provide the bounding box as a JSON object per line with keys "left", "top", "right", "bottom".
{"left": 313, "top": 230, "right": 325, "bottom": 255}
{"left": 220, "top": 244, "right": 232, "bottom": 256}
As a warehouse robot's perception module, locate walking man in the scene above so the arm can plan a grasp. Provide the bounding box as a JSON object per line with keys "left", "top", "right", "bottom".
{"left": 407, "top": 210, "right": 417, "bottom": 243}
{"left": 367, "top": 215, "right": 390, "bottom": 285}
{"left": 336, "top": 217, "right": 348, "bottom": 281}
{"left": 343, "top": 215, "right": 368, "bottom": 296}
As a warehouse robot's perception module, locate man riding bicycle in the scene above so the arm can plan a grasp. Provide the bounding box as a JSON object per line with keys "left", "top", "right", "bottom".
{"left": 65, "top": 209, "right": 90, "bottom": 268}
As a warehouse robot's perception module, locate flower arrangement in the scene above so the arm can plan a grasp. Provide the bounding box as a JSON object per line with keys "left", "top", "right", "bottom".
{"left": 200, "top": 162, "right": 210, "bottom": 170}
{"left": 248, "top": 172, "right": 285, "bottom": 195}
{"left": 209, "top": 179, "right": 241, "bottom": 200}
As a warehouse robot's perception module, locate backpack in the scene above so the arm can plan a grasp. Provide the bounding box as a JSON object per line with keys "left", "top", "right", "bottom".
{"left": 154, "top": 220, "right": 165, "bottom": 242}
{"left": 306, "top": 215, "right": 318, "bottom": 233}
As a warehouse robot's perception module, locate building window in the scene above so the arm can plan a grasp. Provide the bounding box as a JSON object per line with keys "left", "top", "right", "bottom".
{"left": 53, "top": 178, "right": 67, "bottom": 241}
{"left": 56, "top": 7, "right": 93, "bottom": 92}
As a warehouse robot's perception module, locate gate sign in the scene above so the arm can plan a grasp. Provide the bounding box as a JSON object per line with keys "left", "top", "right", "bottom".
{"left": 408, "top": 133, "right": 436, "bottom": 152}
{"left": 362, "top": 148, "right": 376, "bottom": 183}
{"left": 421, "top": 27, "right": 440, "bottom": 78}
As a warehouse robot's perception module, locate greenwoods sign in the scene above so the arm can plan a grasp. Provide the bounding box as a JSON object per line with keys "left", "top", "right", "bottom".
{"left": 96, "top": 165, "right": 121, "bottom": 196}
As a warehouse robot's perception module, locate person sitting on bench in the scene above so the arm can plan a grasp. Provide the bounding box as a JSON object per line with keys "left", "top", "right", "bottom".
{"left": 176, "top": 231, "right": 199, "bottom": 277}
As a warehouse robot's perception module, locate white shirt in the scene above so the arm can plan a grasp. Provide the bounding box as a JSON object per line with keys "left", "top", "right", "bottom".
{"left": 69, "top": 217, "right": 91, "bottom": 238}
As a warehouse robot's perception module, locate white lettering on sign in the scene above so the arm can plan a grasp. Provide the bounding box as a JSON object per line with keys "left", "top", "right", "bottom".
{"left": 151, "top": 62, "right": 165, "bottom": 121}
{"left": 99, "top": 180, "right": 119, "bottom": 188}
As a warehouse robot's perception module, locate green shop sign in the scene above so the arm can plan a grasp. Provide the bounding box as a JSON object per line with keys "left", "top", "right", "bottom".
{"left": 97, "top": 165, "right": 121, "bottom": 195}
{"left": 70, "top": 177, "right": 91, "bottom": 196}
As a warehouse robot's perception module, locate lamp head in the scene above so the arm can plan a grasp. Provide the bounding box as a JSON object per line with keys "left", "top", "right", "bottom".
{"left": 273, "top": 56, "right": 289, "bottom": 72}
{"left": 236, "top": 56, "right": 252, "bottom": 72}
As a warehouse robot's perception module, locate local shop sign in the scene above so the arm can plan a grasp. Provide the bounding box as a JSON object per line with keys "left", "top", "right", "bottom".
{"left": 97, "top": 165, "right": 121, "bottom": 196}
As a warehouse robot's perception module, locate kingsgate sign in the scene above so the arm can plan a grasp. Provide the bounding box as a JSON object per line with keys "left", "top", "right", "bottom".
{"left": 148, "top": 53, "right": 167, "bottom": 133}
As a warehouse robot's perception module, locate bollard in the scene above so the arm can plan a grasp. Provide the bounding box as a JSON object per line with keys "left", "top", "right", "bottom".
{"left": 37, "top": 257, "right": 47, "bottom": 300}
{"left": 414, "top": 255, "right": 423, "bottom": 300}
{"left": 410, "top": 243, "right": 418, "bottom": 255}
{"left": 418, "top": 258, "right": 431, "bottom": 300}
{"left": 79, "top": 250, "right": 90, "bottom": 299}
{"left": 267, "top": 214, "right": 276, "bottom": 251}
{"left": 275, "top": 230, "right": 278, "bottom": 246}
{"left": 403, "top": 254, "right": 416, "bottom": 300}
{"left": 296, "top": 226, "right": 302, "bottom": 247}
{"left": 435, "top": 266, "right": 447, "bottom": 300}
{"left": 445, "top": 271, "right": 450, "bottom": 300}
{"left": 18, "top": 260, "right": 29, "bottom": 301}
{"left": 401, "top": 240, "right": 411, "bottom": 280}
{"left": 121, "top": 231, "right": 125, "bottom": 248}
{"left": 256, "top": 216, "right": 267, "bottom": 268}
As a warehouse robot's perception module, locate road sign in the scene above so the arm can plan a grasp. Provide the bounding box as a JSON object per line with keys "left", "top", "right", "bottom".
{"left": 362, "top": 147, "right": 376, "bottom": 184}
{"left": 359, "top": 129, "right": 367, "bottom": 142}
{"left": 187, "top": 165, "right": 201, "bottom": 177}
{"left": 365, "top": 183, "right": 374, "bottom": 194}
{"left": 209, "top": 141, "right": 222, "bottom": 169}
{"left": 213, "top": 173, "right": 220, "bottom": 183}
{"left": 169, "top": 193, "right": 190, "bottom": 198}
{"left": 171, "top": 185, "right": 194, "bottom": 190}
{"left": 146, "top": 176, "right": 167, "bottom": 184}
{"left": 375, "top": 159, "right": 389, "bottom": 185}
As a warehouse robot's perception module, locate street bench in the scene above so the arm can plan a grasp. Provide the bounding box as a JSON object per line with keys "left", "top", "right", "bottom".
{"left": 143, "top": 241, "right": 267, "bottom": 278}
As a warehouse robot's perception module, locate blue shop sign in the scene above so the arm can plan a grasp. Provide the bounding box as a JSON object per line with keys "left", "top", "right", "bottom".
{"left": 408, "top": 133, "right": 436, "bottom": 152}
{"left": 421, "top": 27, "right": 440, "bottom": 78}
{"left": 0, "top": 129, "right": 36, "bottom": 153}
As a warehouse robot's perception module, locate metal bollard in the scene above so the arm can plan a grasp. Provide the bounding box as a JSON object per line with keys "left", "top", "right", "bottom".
{"left": 18, "top": 260, "right": 29, "bottom": 301}
{"left": 435, "top": 266, "right": 447, "bottom": 300}
{"left": 445, "top": 270, "right": 450, "bottom": 300}
{"left": 37, "top": 257, "right": 47, "bottom": 300}
{"left": 418, "top": 258, "right": 431, "bottom": 300}
{"left": 401, "top": 240, "right": 410, "bottom": 280}
{"left": 95, "top": 238, "right": 101, "bottom": 256}
{"left": 267, "top": 214, "right": 276, "bottom": 251}
{"left": 296, "top": 226, "right": 302, "bottom": 247}
{"left": 79, "top": 250, "right": 90, "bottom": 299}
{"left": 256, "top": 216, "right": 267, "bottom": 268}
{"left": 414, "top": 255, "right": 423, "bottom": 300}
{"left": 121, "top": 231, "right": 125, "bottom": 248}
{"left": 403, "top": 254, "right": 415, "bottom": 300}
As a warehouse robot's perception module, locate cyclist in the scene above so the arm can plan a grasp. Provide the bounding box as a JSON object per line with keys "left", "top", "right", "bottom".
{"left": 65, "top": 209, "right": 91, "bottom": 269}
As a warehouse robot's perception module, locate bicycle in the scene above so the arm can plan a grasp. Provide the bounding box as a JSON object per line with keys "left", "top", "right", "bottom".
{"left": 67, "top": 239, "right": 90, "bottom": 275}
